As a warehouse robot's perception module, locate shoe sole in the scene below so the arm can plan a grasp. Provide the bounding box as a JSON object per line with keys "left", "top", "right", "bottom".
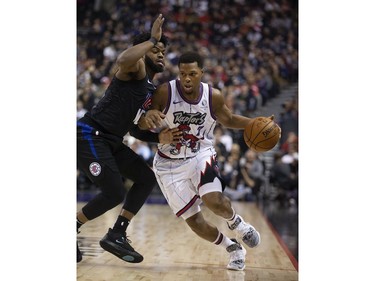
{"left": 227, "top": 264, "right": 246, "bottom": 271}
{"left": 100, "top": 240, "right": 144, "bottom": 263}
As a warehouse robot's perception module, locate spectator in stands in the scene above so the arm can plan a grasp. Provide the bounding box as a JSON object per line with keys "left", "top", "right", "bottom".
{"left": 214, "top": 125, "right": 233, "bottom": 156}
{"left": 281, "top": 131, "right": 298, "bottom": 154}
{"left": 279, "top": 96, "right": 298, "bottom": 144}
{"left": 239, "top": 150, "right": 266, "bottom": 200}
{"left": 221, "top": 144, "right": 241, "bottom": 189}
{"left": 222, "top": 144, "right": 252, "bottom": 201}
{"left": 270, "top": 152, "right": 298, "bottom": 205}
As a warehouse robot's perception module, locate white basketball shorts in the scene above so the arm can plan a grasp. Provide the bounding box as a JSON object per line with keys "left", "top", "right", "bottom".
{"left": 153, "top": 148, "right": 223, "bottom": 220}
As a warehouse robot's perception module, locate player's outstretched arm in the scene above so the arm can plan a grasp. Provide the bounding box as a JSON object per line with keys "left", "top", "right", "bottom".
{"left": 213, "top": 88, "right": 279, "bottom": 130}
{"left": 212, "top": 88, "right": 252, "bottom": 129}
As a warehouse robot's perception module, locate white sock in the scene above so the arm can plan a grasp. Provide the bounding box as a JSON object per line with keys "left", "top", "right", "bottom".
{"left": 213, "top": 231, "right": 235, "bottom": 249}
{"left": 226, "top": 207, "right": 241, "bottom": 225}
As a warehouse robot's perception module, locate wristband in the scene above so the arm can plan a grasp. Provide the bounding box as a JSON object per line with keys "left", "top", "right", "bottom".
{"left": 149, "top": 37, "right": 158, "bottom": 46}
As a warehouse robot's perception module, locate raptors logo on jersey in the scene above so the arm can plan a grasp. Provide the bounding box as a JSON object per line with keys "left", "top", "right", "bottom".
{"left": 170, "top": 123, "right": 204, "bottom": 155}
{"left": 157, "top": 79, "right": 217, "bottom": 158}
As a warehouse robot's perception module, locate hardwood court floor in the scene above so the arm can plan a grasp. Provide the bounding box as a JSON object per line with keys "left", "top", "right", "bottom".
{"left": 77, "top": 202, "right": 297, "bottom": 281}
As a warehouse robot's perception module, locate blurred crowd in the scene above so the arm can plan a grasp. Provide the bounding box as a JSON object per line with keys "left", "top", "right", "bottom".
{"left": 77, "top": 0, "right": 298, "bottom": 205}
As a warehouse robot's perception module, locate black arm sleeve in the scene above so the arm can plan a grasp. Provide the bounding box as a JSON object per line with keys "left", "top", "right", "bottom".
{"left": 129, "top": 125, "right": 159, "bottom": 143}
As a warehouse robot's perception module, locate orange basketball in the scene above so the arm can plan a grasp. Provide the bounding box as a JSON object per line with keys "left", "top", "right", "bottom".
{"left": 243, "top": 117, "right": 281, "bottom": 152}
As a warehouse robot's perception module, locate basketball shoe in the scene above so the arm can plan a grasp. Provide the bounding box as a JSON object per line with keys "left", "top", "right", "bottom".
{"left": 228, "top": 215, "right": 260, "bottom": 248}
{"left": 226, "top": 239, "right": 246, "bottom": 271}
{"left": 99, "top": 228, "right": 143, "bottom": 263}
{"left": 77, "top": 242, "right": 82, "bottom": 263}
{"left": 77, "top": 229, "right": 82, "bottom": 263}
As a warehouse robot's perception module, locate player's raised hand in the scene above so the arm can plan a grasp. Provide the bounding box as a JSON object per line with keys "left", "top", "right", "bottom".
{"left": 151, "top": 14, "right": 165, "bottom": 41}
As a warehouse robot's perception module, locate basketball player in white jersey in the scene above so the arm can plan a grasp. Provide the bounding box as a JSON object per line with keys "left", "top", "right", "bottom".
{"left": 140, "top": 52, "right": 278, "bottom": 270}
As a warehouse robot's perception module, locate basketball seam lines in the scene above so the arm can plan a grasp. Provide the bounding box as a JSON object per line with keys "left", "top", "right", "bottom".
{"left": 252, "top": 119, "right": 272, "bottom": 150}
{"left": 255, "top": 133, "right": 280, "bottom": 148}
{"left": 245, "top": 120, "right": 256, "bottom": 150}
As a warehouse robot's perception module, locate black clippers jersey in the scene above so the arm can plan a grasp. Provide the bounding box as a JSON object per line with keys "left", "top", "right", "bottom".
{"left": 88, "top": 75, "right": 155, "bottom": 137}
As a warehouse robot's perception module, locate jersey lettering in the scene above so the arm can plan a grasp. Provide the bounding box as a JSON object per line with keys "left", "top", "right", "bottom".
{"left": 173, "top": 111, "right": 206, "bottom": 125}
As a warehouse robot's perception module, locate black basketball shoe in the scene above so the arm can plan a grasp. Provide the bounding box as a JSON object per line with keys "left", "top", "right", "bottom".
{"left": 99, "top": 228, "right": 143, "bottom": 263}
{"left": 77, "top": 242, "right": 82, "bottom": 263}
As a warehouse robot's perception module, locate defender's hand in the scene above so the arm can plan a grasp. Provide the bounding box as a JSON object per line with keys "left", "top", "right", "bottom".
{"left": 151, "top": 14, "right": 165, "bottom": 41}
{"left": 144, "top": 109, "right": 165, "bottom": 129}
{"left": 158, "top": 128, "right": 182, "bottom": 144}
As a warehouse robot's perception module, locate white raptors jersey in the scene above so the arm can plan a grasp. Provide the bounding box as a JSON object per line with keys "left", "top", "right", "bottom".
{"left": 157, "top": 79, "right": 217, "bottom": 159}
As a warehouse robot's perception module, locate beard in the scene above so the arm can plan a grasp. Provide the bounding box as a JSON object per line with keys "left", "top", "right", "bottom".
{"left": 145, "top": 55, "right": 164, "bottom": 73}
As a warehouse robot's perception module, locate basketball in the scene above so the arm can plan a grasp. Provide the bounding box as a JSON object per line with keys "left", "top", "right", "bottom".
{"left": 243, "top": 117, "right": 281, "bottom": 152}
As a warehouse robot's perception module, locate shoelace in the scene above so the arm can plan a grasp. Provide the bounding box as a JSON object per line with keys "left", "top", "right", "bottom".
{"left": 118, "top": 235, "right": 132, "bottom": 244}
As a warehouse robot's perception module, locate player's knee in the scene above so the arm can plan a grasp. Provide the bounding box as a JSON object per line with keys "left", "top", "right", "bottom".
{"left": 138, "top": 169, "right": 157, "bottom": 191}
{"left": 129, "top": 157, "right": 157, "bottom": 187}
{"left": 202, "top": 192, "right": 223, "bottom": 210}
{"left": 145, "top": 169, "right": 157, "bottom": 184}
{"left": 81, "top": 187, "right": 126, "bottom": 220}
{"left": 102, "top": 187, "right": 126, "bottom": 206}
{"left": 202, "top": 192, "right": 231, "bottom": 215}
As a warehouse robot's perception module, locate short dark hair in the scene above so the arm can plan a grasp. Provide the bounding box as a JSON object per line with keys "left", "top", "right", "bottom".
{"left": 132, "top": 32, "right": 169, "bottom": 47}
{"left": 178, "top": 52, "right": 203, "bottom": 68}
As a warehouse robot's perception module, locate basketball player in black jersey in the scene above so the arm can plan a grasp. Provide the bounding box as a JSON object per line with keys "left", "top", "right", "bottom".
{"left": 76, "top": 14, "right": 181, "bottom": 263}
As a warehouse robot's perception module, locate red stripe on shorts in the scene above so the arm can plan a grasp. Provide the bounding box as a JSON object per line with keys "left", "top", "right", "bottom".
{"left": 176, "top": 195, "right": 200, "bottom": 217}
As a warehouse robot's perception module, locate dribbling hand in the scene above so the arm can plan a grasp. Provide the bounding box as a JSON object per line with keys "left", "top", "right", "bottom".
{"left": 267, "top": 114, "right": 282, "bottom": 139}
